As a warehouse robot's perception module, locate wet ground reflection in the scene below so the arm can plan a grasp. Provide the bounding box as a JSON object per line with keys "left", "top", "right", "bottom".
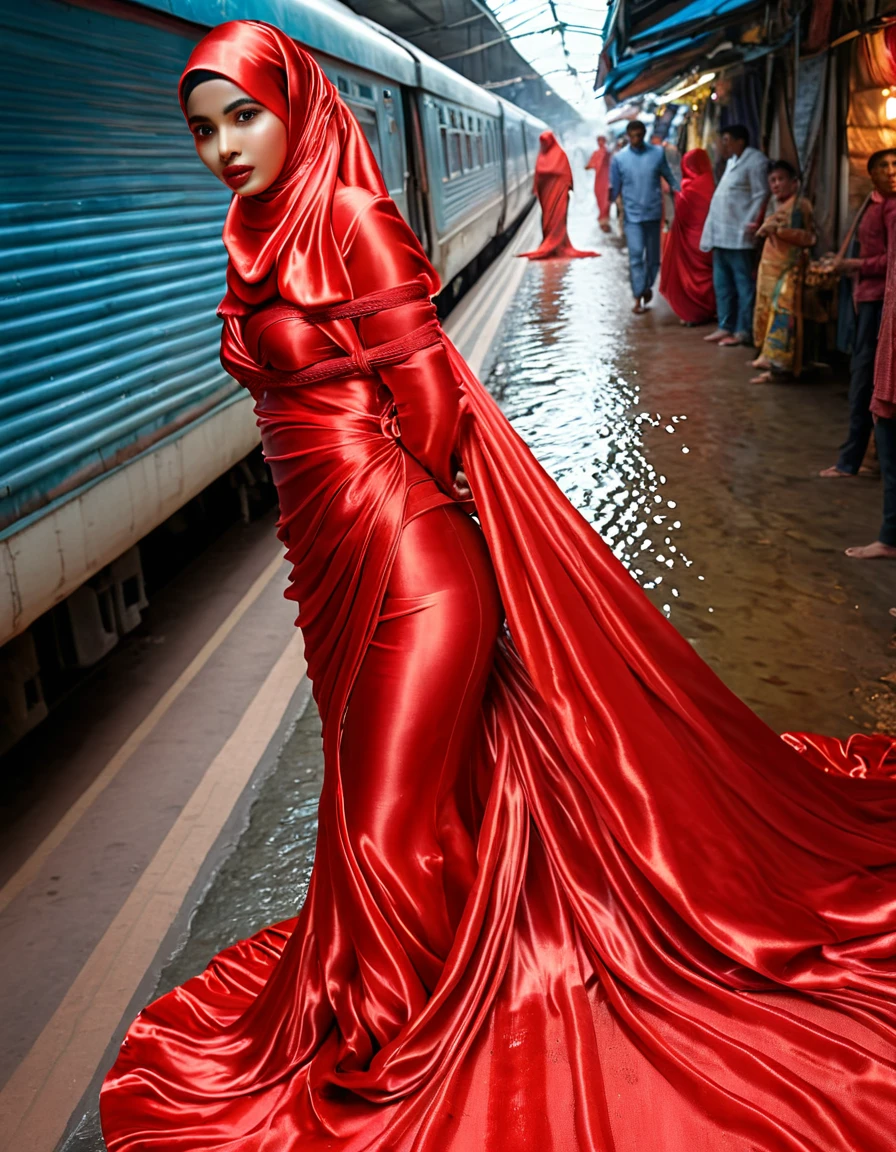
{"left": 486, "top": 191, "right": 896, "bottom": 738}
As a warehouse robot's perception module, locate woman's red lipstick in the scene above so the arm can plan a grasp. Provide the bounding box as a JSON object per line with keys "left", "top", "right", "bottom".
{"left": 222, "top": 164, "right": 254, "bottom": 189}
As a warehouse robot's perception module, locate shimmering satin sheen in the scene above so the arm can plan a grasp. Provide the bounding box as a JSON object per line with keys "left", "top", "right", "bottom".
{"left": 102, "top": 26, "right": 896, "bottom": 1152}
{"left": 520, "top": 132, "right": 599, "bottom": 260}
{"left": 178, "top": 22, "right": 387, "bottom": 312}
{"left": 659, "top": 149, "right": 717, "bottom": 324}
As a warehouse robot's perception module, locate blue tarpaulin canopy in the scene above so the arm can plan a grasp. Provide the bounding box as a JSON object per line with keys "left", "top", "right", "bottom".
{"left": 629, "top": 0, "right": 764, "bottom": 47}
{"left": 599, "top": 34, "right": 712, "bottom": 98}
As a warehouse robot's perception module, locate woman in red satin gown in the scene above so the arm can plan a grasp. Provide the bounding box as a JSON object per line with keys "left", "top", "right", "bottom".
{"left": 101, "top": 21, "right": 896, "bottom": 1152}
{"left": 520, "top": 131, "right": 599, "bottom": 259}
{"left": 659, "top": 148, "right": 717, "bottom": 325}
{"left": 585, "top": 134, "right": 612, "bottom": 232}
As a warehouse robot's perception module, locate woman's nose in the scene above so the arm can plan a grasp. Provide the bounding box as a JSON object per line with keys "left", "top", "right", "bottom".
{"left": 217, "top": 129, "right": 238, "bottom": 162}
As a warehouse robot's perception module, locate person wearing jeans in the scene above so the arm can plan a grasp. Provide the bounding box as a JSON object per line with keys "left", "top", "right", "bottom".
{"left": 820, "top": 149, "right": 896, "bottom": 479}
{"left": 712, "top": 248, "right": 757, "bottom": 341}
{"left": 609, "top": 119, "right": 678, "bottom": 314}
{"left": 699, "top": 125, "right": 768, "bottom": 346}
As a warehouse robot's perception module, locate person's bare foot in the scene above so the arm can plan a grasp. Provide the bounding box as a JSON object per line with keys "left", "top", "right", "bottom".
{"left": 750, "top": 356, "right": 772, "bottom": 368}
{"left": 818, "top": 466, "right": 854, "bottom": 478}
{"left": 643, "top": 287, "right": 653, "bottom": 305}
{"left": 750, "top": 370, "right": 774, "bottom": 384}
{"left": 845, "top": 541, "right": 896, "bottom": 559}
{"left": 719, "top": 334, "right": 750, "bottom": 347}
{"left": 704, "top": 328, "right": 730, "bottom": 342}
{"left": 632, "top": 298, "right": 646, "bottom": 314}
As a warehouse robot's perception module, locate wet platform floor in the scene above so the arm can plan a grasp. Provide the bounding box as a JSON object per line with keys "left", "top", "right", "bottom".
{"left": 60, "top": 190, "right": 896, "bottom": 1149}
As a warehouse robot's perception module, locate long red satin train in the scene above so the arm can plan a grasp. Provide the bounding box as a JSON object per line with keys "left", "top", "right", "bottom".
{"left": 100, "top": 22, "right": 896, "bottom": 1152}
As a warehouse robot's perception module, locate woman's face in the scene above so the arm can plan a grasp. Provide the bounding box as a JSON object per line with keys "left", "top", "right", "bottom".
{"left": 768, "top": 169, "right": 797, "bottom": 201}
{"left": 186, "top": 78, "right": 288, "bottom": 196}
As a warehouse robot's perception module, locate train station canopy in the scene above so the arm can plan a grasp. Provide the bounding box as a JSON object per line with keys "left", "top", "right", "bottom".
{"left": 343, "top": 0, "right": 582, "bottom": 126}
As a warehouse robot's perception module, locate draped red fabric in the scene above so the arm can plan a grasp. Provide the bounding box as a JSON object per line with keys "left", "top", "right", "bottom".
{"left": 101, "top": 21, "right": 896, "bottom": 1152}
{"left": 659, "top": 149, "right": 716, "bottom": 324}
{"left": 520, "top": 131, "right": 599, "bottom": 259}
{"left": 585, "top": 138, "right": 611, "bottom": 221}
{"left": 178, "top": 20, "right": 387, "bottom": 313}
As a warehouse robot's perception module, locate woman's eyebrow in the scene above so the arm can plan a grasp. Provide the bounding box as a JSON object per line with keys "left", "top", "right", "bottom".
{"left": 223, "top": 96, "right": 259, "bottom": 114}
{"left": 187, "top": 97, "right": 258, "bottom": 126}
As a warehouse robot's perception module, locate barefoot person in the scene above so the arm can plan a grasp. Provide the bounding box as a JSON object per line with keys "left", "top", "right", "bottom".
{"left": 609, "top": 119, "right": 678, "bottom": 313}
{"left": 749, "top": 161, "right": 816, "bottom": 384}
{"left": 820, "top": 149, "right": 896, "bottom": 479}
{"left": 847, "top": 193, "right": 896, "bottom": 559}
{"left": 699, "top": 125, "right": 768, "bottom": 346}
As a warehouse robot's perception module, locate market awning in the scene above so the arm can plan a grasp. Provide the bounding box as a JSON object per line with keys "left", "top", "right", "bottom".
{"left": 598, "top": 33, "right": 712, "bottom": 98}
{"left": 628, "top": 0, "right": 765, "bottom": 51}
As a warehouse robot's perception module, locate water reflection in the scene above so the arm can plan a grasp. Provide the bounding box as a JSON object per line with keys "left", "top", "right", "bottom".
{"left": 486, "top": 234, "right": 698, "bottom": 620}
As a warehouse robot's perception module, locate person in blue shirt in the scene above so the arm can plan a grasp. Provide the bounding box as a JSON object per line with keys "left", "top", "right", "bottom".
{"left": 609, "top": 121, "right": 679, "bottom": 313}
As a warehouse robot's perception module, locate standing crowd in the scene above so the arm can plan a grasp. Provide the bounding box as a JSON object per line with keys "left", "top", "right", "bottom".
{"left": 590, "top": 119, "right": 896, "bottom": 564}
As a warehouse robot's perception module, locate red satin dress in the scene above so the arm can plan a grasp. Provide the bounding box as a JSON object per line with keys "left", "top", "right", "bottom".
{"left": 586, "top": 144, "right": 611, "bottom": 224}
{"left": 101, "top": 188, "right": 896, "bottom": 1152}
{"left": 659, "top": 149, "right": 717, "bottom": 324}
{"left": 521, "top": 133, "right": 599, "bottom": 260}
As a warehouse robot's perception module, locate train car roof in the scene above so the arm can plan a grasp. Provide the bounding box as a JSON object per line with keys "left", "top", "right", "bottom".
{"left": 495, "top": 93, "right": 548, "bottom": 132}
{"left": 364, "top": 23, "right": 501, "bottom": 115}
{"left": 138, "top": 0, "right": 418, "bottom": 85}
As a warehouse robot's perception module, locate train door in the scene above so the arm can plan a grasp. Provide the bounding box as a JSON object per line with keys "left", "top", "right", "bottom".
{"left": 321, "top": 65, "right": 410, "bottom": 222}
{"left": 402, "top": 89, "right": 433, "bottom": 252}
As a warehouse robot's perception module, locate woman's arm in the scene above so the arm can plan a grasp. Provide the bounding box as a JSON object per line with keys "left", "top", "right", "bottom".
{"left": 340, "top": 192, "right": 463, "bottom": 493}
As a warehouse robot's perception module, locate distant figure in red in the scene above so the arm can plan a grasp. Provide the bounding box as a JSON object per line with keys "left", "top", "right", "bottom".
{"left": 520, "top": 131, "right": 599, "bottom": 259}
{"left": 659, "top": 149, "right": 717, "bottom": 325}
{"left": 585, "top": 134, "right": 611, "bottom": 232}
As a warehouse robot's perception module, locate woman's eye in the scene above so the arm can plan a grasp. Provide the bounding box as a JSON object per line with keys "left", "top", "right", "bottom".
{"left": 236, "top": 109, "right": 259, "bottom": 123}
{"left": 193, "top": 126, "right": 213, "bottom": 139}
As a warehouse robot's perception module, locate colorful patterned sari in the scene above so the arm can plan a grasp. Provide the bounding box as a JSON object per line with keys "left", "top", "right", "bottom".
{"left": 753, "top": 196, "right": 816, "bottom": 374}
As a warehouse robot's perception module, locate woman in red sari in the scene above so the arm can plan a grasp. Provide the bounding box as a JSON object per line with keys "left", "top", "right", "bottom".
{"left": 101, "top": 22, "right": 896, "bottom": 1152}
{"left": 585, "top": 134, "right": 612, "bottom": 232}
{"left": 520, "top": 131, "right": 599, "bottom": 259}
{"left": 659, "top": 148, "right": 716, "bottom": 324}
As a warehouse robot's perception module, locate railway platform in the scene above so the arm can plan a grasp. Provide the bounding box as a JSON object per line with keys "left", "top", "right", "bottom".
{"left": 2, "top": 191, "right": 894, "bottom": 1152}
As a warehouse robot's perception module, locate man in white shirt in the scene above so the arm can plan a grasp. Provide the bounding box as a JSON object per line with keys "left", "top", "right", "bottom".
{"left": 700, "top": 125, "right": 769, "bottom": 346}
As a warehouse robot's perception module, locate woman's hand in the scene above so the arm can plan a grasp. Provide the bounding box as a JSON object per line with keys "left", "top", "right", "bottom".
{"left": 452, "top": 470, "right": 473, "bottom": 502}
{"left": 833, "top": 257, "right": 862, "bottom": 275}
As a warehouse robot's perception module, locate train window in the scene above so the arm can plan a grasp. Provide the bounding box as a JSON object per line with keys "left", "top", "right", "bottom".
{"left": 449, "top": 109, "right": 457, "bottom": 129}
{"left": 465, "top": 133, "right": 474, "bottom": 169}
{"left": 440, "top": 126, "right": 462, "bottom": 181}
{"left": 450, "top": 133, "right": 463, "bottom": 177}
{"left": 337, "top": 76, "right": 350, "bottom": 94}
{"left": 348, "top": 102, "right": 381, "bottom": 161}
{"left": 520, "top": 124, "right": 528, "bottom": 165}
{"left": 476, "top": 134, "right": 484, "bottom": 167}
{"left": 356, "top": 82, "right": 374, "bottom": 100}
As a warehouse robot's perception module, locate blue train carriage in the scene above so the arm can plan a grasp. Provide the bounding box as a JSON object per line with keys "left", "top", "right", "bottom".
{"left": 0, "top": 0, "right": 540, "bottom": 750}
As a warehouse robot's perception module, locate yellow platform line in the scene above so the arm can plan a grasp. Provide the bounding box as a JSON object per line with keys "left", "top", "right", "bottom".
{"left": 0, "top": 629, "right": 308, "bottom": 1152}
{"left": 0, "top": 548, "right": 285, "bottom": 917}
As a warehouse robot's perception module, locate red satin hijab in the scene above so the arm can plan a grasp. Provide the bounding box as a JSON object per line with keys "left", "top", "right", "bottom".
{"left": 680, "top": 147, "right": 714, "bottom": 199}
{"left": 178, "top": 20, "right": 387, "bottom": 312}
{"left": 534, "top": 130, "right": 573, "bottom": 190}
{"left": 659, "top": 147, "right": 716, "bottom": 324}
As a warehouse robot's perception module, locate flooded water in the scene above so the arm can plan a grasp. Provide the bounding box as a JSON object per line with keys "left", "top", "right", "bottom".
{"left": 486, "top": 188, "right": 895, "bottom": 738}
